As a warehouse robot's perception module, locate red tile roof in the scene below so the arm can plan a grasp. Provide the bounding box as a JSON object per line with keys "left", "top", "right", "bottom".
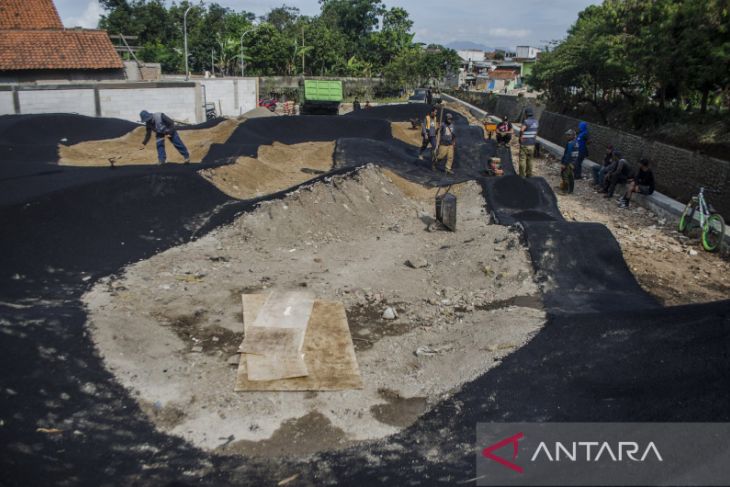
{"left": 0, "top": 0, "right": 63, "bottom": 29}
{"left": 0, "top": 30, "right": 124, "bottom": 70}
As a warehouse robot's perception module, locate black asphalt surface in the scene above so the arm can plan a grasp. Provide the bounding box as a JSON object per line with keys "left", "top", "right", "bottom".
{"left": 0, "top": 108, "right": 728, "bottom": 487}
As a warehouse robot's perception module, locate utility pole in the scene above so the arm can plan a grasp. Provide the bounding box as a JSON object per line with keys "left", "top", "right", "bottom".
{"left": 183, "top": 5, "right": 193, "bottom": 80}
{"left": 301, "top": 26, "right": 305, "bottom": 75}
{"left": 211, "top": 48, "right": 214, "bottom": 76}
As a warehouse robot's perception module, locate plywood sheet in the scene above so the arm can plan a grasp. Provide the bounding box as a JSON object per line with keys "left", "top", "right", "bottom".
{"left": 246, "top": 354, "right": 309, "bottom": 381}
{"left": 235, "top": 294, "right": 362, "bottom": 391}
{"left": 239, "top": 327, "right": 301, "bottom": 355}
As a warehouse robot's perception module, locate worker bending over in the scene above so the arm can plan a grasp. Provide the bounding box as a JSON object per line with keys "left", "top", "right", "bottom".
{"left": 139, "top": 110, "right": 190, "bottom": 165}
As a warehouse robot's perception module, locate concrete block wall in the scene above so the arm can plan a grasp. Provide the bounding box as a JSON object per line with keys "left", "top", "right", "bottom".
{"left": 18, "top": 87, "right": 96, "bottom": 116}
{"left": 98, "top": 84, "right": 197, "bottom": 123}
{"left": 200, "top": 78, "right": 257, "bottom": 117}
{"left": 0, "top": 88, "right": 14, "bottom": 114}
{"left": 0, "top": 78, "right": 259, "bottom": 123}
{"left": 539, "top": 111, "right": 730, "bottom": 216}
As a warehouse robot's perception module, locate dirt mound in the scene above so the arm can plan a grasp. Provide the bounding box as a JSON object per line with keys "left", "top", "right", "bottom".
{"left": 346, "top": 103, "right": 433, "bottom": 122}
{"left": 84, "top": 164, "right": 543, "bottom": 455}
{"left": 199, "top": 141, "right": 334, "bottom": 199}
{"left": 0, "top": 113, "right": 137, "bottom": 146}
{"left": 0, "top": 114, "right": 137, "bottom": 163}
{"left": 241, "top": 107, "right": 278, "bottom": 119}
{"left": 482, "top": 174, "right": 564, "bottom": 224}
{"left": 59, "top": 119, "right": 240, "bottom": 166}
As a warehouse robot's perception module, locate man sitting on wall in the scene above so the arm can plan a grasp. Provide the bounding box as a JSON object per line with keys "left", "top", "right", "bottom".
{"left": 619, "top": 159, "right": 655, "bottom": 208}
{"left": 592, "top": 145, "right": 615, "bottom": 188}
{"left": 602, "top": 154, "right": 632, "bottom": 198}
{"left": 139, "top": 110, "right": 190, "bottom": 165}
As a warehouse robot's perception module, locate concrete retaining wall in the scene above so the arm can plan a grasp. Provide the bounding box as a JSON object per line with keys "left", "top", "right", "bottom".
{"left": 538, "top": 111, "right": 730, "bottom": 216}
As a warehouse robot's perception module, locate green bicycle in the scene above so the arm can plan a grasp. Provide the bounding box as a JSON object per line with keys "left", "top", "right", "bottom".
{"left": 678, "top": 187, "right": 726, "bottom": 252}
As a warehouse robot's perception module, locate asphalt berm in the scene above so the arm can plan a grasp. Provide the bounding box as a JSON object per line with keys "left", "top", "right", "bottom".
{"left": 0, "top": 105, "right": 728, "bottom": 486}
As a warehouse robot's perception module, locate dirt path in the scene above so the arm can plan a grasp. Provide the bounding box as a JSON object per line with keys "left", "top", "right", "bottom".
{"left": 84, "top": 165, "right": 544, "bottom": 457}
{"left": 524, "top": 147, "right": 730, "bottom": 305}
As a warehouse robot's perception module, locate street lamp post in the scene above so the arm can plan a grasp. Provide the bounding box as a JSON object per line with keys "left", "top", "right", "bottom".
{"left": 183, "top": 5, "right": 194, "bottom": 80}
{"left": 239, "top": 28, "right": 255, "bottom": 77}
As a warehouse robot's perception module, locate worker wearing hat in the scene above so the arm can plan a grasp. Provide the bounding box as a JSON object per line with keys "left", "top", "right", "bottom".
{"left": 139, "top": 110, "right": 190, "bottom": 165}
{"left": 518, "top": 107, "right": 539, "bottom": 177}
{"left": 434, "top": 112, "right": 456, "bottom": 175}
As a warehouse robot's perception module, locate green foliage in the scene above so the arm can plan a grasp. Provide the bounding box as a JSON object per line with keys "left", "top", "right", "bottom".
{"left": 529, "top": 0, "right": 730, "bottom": 119}
{"left": 98, "top": 0, "right": 459, "bottom": 84}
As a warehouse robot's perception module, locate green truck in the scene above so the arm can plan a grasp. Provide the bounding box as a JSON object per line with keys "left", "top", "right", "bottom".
{"left": 301, "top": 80, "right": 343, "bottom": 115}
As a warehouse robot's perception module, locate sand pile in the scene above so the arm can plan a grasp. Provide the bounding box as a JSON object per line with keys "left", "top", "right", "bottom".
{"left": 240, "top": 107, "right": 278, "bottom": 119}
{"left": 391, "top": 122, "right": 422, "bottom": 147}
{"left": 58, "top": 119, "right": 240, "bottom": 166}
{"left": 199, "top": 141, "right": 334, "bottom": 199}
{"left": 84, "top": 164, "right": 544, "bottom": 456}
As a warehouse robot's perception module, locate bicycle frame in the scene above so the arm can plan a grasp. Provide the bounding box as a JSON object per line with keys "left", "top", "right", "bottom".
{"left": 696, "top": 187, "right": 710, "bottom": 227}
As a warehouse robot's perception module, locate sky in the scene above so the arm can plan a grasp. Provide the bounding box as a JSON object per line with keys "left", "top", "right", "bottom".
{"left": 56, "top": 0, "right": 601, "bottom": 49}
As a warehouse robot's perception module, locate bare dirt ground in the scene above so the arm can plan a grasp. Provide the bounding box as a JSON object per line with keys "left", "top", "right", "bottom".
{"left": 528, "top": 149, "right": 730, "bottom": 305}
{"left": 198, "top": 141, "right": 334, "bottom": 200}
{"left": 84, "top": 165, "right": 544, "bottom": 457}
{"left": 391, "top": 121, "right": 422, "bottom": 147}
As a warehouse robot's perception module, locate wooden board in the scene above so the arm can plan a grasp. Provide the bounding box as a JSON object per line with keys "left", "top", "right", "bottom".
{"left": 235, "top": 294, "right": 362, "bottom": 391}
{"left": 252, "top": 290, "right": 314, "bottom": 352}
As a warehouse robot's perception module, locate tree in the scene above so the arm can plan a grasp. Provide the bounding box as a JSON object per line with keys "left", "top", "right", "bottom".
{"left": 264, "top": 5, "right": 300, "bottom": 32}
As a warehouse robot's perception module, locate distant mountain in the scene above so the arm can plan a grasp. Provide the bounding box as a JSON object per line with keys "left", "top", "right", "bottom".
{"left": 446, "top": 41, "right": 492, "bottom": 51}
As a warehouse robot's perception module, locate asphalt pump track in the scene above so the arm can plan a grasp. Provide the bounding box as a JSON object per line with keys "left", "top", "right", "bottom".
{"left": 0, "top": 105, "right": 728, "bottom": 486}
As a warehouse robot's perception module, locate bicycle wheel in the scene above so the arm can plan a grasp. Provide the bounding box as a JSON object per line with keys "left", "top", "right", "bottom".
{"left": 678, "top": 201, "right": 695, "bottom": 233}
{"left": 701, "top": 213, "right": 726, "bottom": 252}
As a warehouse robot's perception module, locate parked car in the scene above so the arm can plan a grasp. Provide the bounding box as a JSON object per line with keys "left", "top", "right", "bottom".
{"left": 408, "top": 88, "right": 428, "bottom": 104}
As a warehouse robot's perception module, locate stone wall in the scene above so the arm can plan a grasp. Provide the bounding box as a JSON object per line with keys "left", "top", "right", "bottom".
{"left": 444, "top": 91, "right": 545, "bottom": 122}
{"left": 539, "top": 111, "right": 730, "bottom": 215}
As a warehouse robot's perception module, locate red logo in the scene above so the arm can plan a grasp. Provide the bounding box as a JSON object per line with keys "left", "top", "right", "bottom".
{"left": 482, "top": 432, "right": 525, "bottom": 473}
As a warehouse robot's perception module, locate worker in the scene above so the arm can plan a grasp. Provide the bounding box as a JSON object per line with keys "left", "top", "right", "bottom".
{"left": 518, "top": 107, "right": 539, "bottom": 177}
{"left": 139, "top": 110, "right": 190, "bottom": 165}
{"left": 419, "top": 106, "right": 438, "bottom": 160}
{"left": 434, "top": 112, "right": 456, "bottom": 175}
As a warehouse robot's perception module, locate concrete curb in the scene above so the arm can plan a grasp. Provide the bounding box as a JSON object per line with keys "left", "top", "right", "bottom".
{"left": 443, "top": 93, "right": 730, "bottom": 246}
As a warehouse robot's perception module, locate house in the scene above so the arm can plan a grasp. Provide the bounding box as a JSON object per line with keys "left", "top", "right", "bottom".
{"left": 515, "top": 46, "right": 541, "bottom": 60}
{"left": 0, "top": 0, "right": 124, "bottom": 82}
{"left": 456, "top": 49, "right": 485, "bottom": 63}
{"left": 487, "top": 69, "right": 519, "bottom": 92}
